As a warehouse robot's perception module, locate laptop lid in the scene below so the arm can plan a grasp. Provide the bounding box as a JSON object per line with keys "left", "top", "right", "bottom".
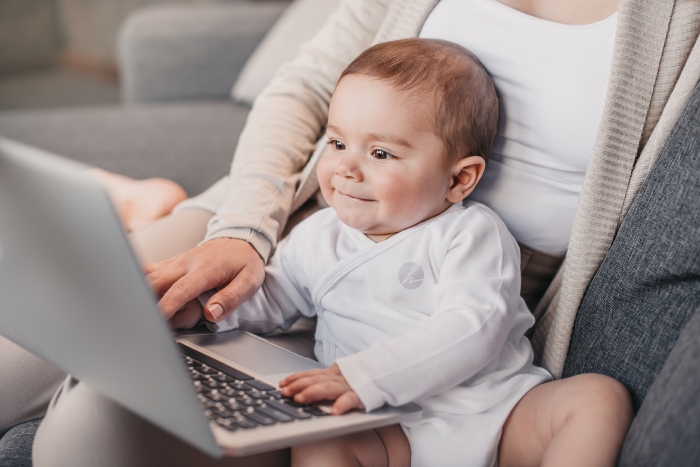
{"left": 0, "top": 139, "right": 220, "bottom": 457}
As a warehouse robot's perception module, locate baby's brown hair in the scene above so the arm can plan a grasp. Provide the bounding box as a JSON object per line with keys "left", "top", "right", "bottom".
{"left": 339, "top": 38, "right": 499, "bottom": 164}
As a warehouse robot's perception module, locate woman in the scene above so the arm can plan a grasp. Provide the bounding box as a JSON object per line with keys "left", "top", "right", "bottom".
{"left": 3, "top": 0, "right": 699, "bottom": 465}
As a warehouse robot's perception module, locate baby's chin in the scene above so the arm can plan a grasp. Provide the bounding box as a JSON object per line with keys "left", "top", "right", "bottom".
{"left": 333, "top": 210, "right": 401, "bottom": 238}
{"left": 332, "top": 208, "right": 381, "bottom": 233}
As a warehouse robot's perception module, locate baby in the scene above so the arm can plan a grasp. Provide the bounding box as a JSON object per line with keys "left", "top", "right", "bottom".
{"left": 196, "top": 39, "right": 632, "bottom": 467}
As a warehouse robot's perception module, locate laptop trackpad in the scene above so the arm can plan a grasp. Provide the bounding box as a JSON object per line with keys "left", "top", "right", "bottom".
{"left": 179, "top": 331, "right": 323, "bottom": 377}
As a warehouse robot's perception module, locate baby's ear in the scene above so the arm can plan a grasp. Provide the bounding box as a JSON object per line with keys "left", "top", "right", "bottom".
{"left": 446, "top": 156, "right": 485, "bottom": 203}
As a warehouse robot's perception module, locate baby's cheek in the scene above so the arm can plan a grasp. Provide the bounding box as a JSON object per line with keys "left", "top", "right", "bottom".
{"left": 316, "top": 155, "right": 336, "bottom": 203}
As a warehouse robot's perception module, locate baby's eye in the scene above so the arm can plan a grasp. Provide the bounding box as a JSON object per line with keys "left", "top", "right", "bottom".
{"left": 372, "top": 149, "right": 393, "bottom": 160}
{"left": 328, "top": 139, "right": 346, "bottom": 151}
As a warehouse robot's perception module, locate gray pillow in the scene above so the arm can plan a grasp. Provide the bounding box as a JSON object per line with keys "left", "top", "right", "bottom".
{"left": 231, "top": 0, "right": 340, "bottom": 106}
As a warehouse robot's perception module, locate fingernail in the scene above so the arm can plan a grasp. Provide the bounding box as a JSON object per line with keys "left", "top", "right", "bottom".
{"left": 209, "top": 304, "right": 224, "bottom": 320}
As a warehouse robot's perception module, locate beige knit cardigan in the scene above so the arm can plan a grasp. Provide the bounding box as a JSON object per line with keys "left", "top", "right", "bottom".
{"left": 179, "top": 0, "right": 700, "bottom": 378}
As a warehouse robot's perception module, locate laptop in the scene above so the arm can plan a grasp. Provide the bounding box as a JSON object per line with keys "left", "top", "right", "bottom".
{"left": 0, "top": 138, "right": 421, "bottom": 458}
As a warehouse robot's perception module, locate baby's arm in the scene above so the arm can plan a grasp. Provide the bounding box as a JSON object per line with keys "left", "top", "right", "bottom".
{"left": 201, "top": 224, "right": 316, "bottom": 335}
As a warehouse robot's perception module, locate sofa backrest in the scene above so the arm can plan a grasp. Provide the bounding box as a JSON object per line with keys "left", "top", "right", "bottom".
{"left": 231, "top": 0, "right": 340, "bottom": 106}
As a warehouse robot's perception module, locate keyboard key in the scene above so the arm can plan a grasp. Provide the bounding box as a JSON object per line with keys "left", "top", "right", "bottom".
{"left": 218, "top": 387, "right": 237, "bottom": 397}
{"left": 243, "top": 407, "right": 276, "bottom": 426}
{"left": 212, "top": 373, "right": 235, "bottom": 382}
{"left": 245, "top": 389, "right": 269, "bottom": 400}
{"left": 266, "top": 400, "right": 312, "bottom": 419}
{"left": 237, "top": 396, "right": 259, "bottom": 407}
{"left": 215, "top": 418, "right": 240, "bottom": 431}
{"left": 204, "top": 391, "right": 226, "bottom": 402}
{"left": 198, "top": 365, "right": 219, "bottom": 375}
{"left": 202, "top": 379, "right": 224, "bottom": 389}
{"left": 202, "top": 400, "right": 219, "bottom": 409}
{"left": 267, "top": 390, "right": 282, "bottom": 399}
{"left": 305, "top": 406, "right": 329, "bottom": 417}
{"left": 213, "top": 407, "right": 233, "bottom": 418}
{"left": 282, "top": 397, "right": 307, "bottom": 409}
{"left": 229, "top": 381, "right": 253, "bottom": 391}
{"left": 222, "top": 368, "right": 253, "bottom": 381}
{"left": 222, "top": 400, "right": 244, "bottom": 411}
{"left": 230, "top": 414, "right": 257, "bottom": 429}
{"left": 257, "top": 404, "right": 294, "bottom": 422}
{"left": 246, "top": 380, "right": 276, "bottom": 391}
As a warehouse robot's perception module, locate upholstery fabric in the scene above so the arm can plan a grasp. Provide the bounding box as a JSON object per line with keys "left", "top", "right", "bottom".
{"left": 0, "top": 102, "right": 250, "bottom": 197}
{"left": 563, "top": 80, "right": 700, "bottom": 409}
{"left": 231, "top": 0, "right": 340, "bottom": 106}
{"left": 119, "top": 3, "right": 286, "bottom": 104}
{"left": 617, "top": 306, "right": 700, "bottom": 467}
{"left": 0, "top": 419, "right": 41, "bottom": 467}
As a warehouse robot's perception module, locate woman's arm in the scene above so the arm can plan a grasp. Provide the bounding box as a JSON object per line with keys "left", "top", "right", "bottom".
{"left": 208, "top": 0, "right": 390, "bottom": 261}
{"left": 147, "top": 0, "right": 389, "bottom": 325}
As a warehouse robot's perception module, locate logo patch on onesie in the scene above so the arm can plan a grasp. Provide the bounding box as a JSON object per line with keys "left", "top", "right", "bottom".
{"left": 398, "top": 262, "right": 424, "bottom": 289}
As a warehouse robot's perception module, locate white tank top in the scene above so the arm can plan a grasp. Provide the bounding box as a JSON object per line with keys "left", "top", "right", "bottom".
{"left": 419, "top": 0, "right": 617, "bottom": 254}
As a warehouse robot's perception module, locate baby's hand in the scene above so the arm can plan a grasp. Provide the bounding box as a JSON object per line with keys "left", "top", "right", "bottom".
{"left": 279, "top": 363, "right": 365, "bottom": 415}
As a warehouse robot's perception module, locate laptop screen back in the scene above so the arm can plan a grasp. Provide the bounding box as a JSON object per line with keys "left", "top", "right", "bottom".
{"left": 0, "top": 139, "right": 219, "bottom": 457}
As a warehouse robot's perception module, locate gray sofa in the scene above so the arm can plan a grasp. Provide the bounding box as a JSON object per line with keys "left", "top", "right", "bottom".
{"left": 0, "top": 0, "right": 307, "bottom": 198}
{"left": 2, "top": 2, "right": 699, "bottom": 465}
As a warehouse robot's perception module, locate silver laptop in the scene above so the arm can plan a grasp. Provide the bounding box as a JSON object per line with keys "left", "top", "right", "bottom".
{"left": 0, "top": 138, "right": 421, "bottom": 458}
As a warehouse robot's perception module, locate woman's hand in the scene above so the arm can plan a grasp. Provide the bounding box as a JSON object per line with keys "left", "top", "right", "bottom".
{"left": 279, "top": 364, "right": 365, "bottom": 415}
{"left": 143, "top": 238, "right": 265, "bottom": 327}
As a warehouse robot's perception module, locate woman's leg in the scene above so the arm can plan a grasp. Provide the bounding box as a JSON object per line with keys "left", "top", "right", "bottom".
{"left": 499, "top": 374, "right": 633, "bottom": 467}
{"left": 33, "top": 378, "right": 290, "bottom": 467}
{"left": 292, "top": 424, "right": 410, "bottom": 467}
{"left": 0, "top": 338, "right": 65, "bottom": 438}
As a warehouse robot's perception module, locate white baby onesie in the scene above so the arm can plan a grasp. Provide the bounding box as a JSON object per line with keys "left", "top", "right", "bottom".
{"left": 209, "top": 201, "right": 551, "bottom": 467}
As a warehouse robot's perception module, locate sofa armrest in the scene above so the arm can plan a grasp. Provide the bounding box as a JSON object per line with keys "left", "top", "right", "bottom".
{"left": 118, "top": 2, "right": 287, "bottom": 104}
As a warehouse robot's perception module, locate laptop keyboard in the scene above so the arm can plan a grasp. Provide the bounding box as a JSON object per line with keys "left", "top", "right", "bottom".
{"left": 184, "top": 355, "right": 329, "bottom": 432}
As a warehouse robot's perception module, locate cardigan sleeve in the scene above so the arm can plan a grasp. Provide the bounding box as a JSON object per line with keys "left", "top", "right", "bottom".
{"left": 203, "top": 0, "right": 389, "bottom": 262}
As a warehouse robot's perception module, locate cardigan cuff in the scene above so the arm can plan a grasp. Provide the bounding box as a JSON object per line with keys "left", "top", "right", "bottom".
{"left": 336, "top": 355, "right": 385, "bottom": 412}
{"left": 203, "top": 227, "right": 273, "bottom": 263}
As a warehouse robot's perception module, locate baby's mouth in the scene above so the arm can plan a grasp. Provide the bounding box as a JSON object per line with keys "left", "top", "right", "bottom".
{"left": 336, "top": 189, "right": 373, "bottom": 202}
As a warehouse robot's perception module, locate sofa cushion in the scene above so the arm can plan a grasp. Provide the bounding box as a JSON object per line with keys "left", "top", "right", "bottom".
{"left": 0, "top": 102, "right": 249, "bottom": 197}
{"left": 563, "top": 80, "right": 700, "bottom": 410}
{"left": 119, "top": 3, "right": 287, "bottom": 104}
{"left": 231, "top": 0, "right": 340, "bottom": 106}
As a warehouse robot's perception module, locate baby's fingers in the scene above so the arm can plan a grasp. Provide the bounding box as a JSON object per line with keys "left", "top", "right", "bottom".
{"left": 281, "top": 374, "right": 337, "bottom": 397}
{"left": 279, "top": 369, "right": 328, "bottom": 387}
{"left": 293, "top": 381, "right": 348, "bottom": 405}
{"left": 331, "top": 391, "right": 365, "bottom": 415}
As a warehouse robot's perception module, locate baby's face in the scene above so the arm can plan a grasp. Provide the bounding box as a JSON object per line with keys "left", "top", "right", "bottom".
{"left": 318, "top": 75, "right": 455, "bottom": 240}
